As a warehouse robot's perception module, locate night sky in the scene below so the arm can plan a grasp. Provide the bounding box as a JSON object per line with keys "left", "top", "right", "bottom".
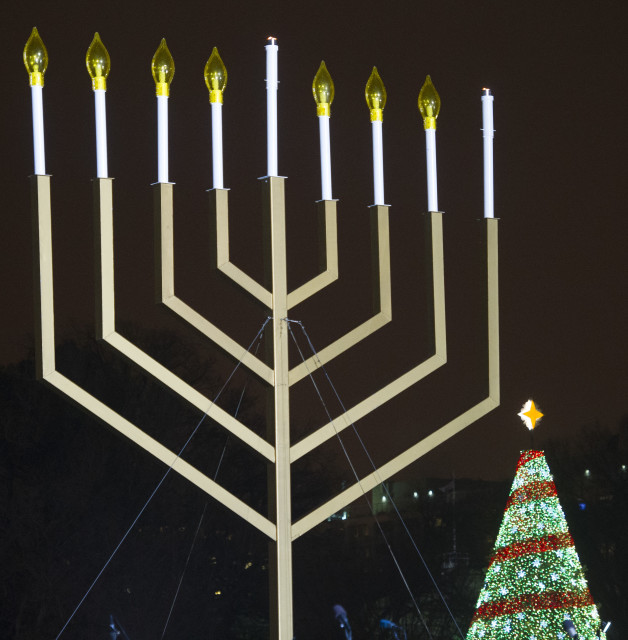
{"left": 4, "top": 2, "right": 628, "bottom": 466}
{"left": 2, "top": 0, "right": 628, "bottom": 572}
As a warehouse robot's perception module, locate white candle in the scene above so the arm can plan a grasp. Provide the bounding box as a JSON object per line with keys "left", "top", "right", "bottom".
{"left": 265, "top": 37, "right": 278, "bottom": 177}
{"left": 425, "top": 128, "right": 438, "bottom": 212}
{"left": 319, "top": 114, "right": 332, "bottom": 199}
{"left": 418, "top": 75, "right": 441, "bottom": 212}
{"left": 372, "top": 120, "right": 385, "bottom": 205}
{"left": 157, "top": 94, "right": 168, "bottom": 183}
{"left": 211, "top": 101, "right": 224, "bottom": 188}
{"left": 31, "top": 85, "right": 46, "bottom": 175}
{"left": 482, "top": 88, "right": 495, "bottom": 218}
{"left": 94, "top": 89, "right": 108, "bottom": 178}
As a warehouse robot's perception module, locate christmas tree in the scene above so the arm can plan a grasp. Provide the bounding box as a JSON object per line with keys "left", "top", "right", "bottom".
{"left": 466, "top": 450, "right": 605, "bottom": 640}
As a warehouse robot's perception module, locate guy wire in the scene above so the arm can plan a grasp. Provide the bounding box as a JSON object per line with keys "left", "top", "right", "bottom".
{"left": 291, "top": 319, "right": 465, "bottom": 639}
{"left": 55, "top": 317, "right": 271, "bottom": 639}
{"left": 160, "top": 334, "right": 263, "bottom": 639}
{"left": 287, "top": 320, "right": 433, "bottom": 640}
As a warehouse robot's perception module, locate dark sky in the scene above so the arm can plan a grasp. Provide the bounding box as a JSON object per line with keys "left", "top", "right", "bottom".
{"left": 2, "top": 0, "right": 627, "bottom": 485}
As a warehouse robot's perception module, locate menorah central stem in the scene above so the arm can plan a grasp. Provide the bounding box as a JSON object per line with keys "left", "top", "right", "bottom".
{"left": 265, "top": 176, "right": 294, "bottom": 640}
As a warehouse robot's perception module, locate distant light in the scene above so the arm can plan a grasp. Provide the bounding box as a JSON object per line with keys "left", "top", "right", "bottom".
{"left": 584, "top": 469, "right": 591, "bottom": 477}
{"left": 382, "top": 495, "right": 387, "bottom": 502}
{"left": 578, "top": 502, "right": 586, "bottom": 511}
{"left": 428, "top": 490, "right": 434, "bottom": 497}
{"left": 621, "top": 465, "right": 626, "bottom": 472}
{"left": 603, "top": 621, "right": 611, "bottom": 633}
{"left": 413, "top": 491, "right": 418, "bottom": 498}
{"left": 341, "top": 511, "right": 347, "bottom": 520}
{"left": 245, "top": 561, "right": 253, "bottom": 569}
{"left": 215, "top": 590, "right": 222, "bottom": 596}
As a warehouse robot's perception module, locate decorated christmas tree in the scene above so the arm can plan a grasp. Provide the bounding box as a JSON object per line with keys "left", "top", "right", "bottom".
{"left": 466, "top": 449, "right": 605, "bottom": 640}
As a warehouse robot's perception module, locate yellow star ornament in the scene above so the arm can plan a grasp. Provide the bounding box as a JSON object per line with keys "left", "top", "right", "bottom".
{"left": 518, "top": 399, "right": 544, "bottom": 430}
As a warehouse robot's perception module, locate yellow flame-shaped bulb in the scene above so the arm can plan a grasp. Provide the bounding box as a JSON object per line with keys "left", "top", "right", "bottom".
{"left": 365, "top": 67, "right": 387, "bottom": 122}
{"left": 312, "top": 61, "right": 335, "bottom": 117}
{"left": 204, "top": 47, "right": 227, "bottom": 104}
{"left": 86, "top": 33, "right": 110, "bottom": 91}
{"left": 151, "top": 38, "right": 174, "bottom": 97}
{"left": 24, "top": 27, "right": 48, "bottom": 87}
{"left": 418, "top": 75, "right": 441, "bottom": 130}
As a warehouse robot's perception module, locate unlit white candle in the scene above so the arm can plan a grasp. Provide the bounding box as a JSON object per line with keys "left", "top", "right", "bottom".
{"left": 425, "top": 128, "right": 438, "bottom": 212}
{"left": 94, "top": 88, "right": 108, "bottom": 178}
{"left": 157, "top": 94, "right": 168, "bottom": 183}
{"left": 372, "top": 120, "right": 384, "bottom": 205}
{"left": 318, "top": 115, "right": 332, "bottom": 200}
{"left": 211, "top": 101, "right": 224, "bottom": 189}
{"left": 265, "top": 38, "right": 278, "bottom": 177}
{"left": 31, "top": 85, "right": 46, "bottom": 175}
{"left": 482, "top": 88, "right": 494, "bottom": 219}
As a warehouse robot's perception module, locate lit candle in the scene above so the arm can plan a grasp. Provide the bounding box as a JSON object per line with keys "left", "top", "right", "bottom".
{"left": 418, "top": 75, "right": 441, "bottom": 212}
{"left": 265, "top": 37, "right": 278, "bottom": 177}
{"left": 23, "top": 27, "right": 48, "bottom": 175}
{"left": 482, "top": 88, "right": 495, "bottom": 218}
{"left": 152, "top": 39, "right": 174, "bottom": 184}
{"left": 204, "top": 47, "right": 228, "bottom": 189}
{"left": 312, "top": 61, "right": 335, "bottom": 200}
{"left": 365, "top": 67, "right": 387, "bottom": 205}
{"left": 86, "top": 33, "right": 111, "bottom": 178}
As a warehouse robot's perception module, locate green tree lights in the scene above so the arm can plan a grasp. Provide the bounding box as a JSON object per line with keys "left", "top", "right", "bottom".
{"left": 467, "top": 450, "right": 605, "bottom": 640}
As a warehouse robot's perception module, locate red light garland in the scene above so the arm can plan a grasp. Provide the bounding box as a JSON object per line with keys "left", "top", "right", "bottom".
{"left": 490, "top": 532, "right": 575, "bottom": 565}
{"left": 472, "top": 590, "right": 594, "bottom": 622}
{"left": 505, "top": 480, "right": 557, "bottom": 509}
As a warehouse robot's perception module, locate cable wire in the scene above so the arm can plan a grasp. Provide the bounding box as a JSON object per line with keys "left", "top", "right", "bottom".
{"left": 297, "top": 320, "right": 465, "bottom": 637}
{"left": 295, "top": 321, "right": 465, "bottom": 638}
{"left": 160, "top": 335, "right": 262, "bottom": 639}
{"left": 291, "top": 319, "right": 467, "bottom": 639}
{"left": 55, "top": 317, "right": 270, "bottom": 639}
{"left": 286, "top": 320, "right": 433, "bottom": 639}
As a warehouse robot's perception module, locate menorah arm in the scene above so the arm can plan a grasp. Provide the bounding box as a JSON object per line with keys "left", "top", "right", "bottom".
{"left": 93, "top": 180, "right": 274, "bottom": 454}
{"left": 210, "top": 188, "right": 273, "bottom": 307}
{"left": 291, "top": 398, "right": 498, "bottom": 540}
{"left": 30, "top": 175, "right": 276, "bottom": 540}
{"left": 154, "top": 183, "right": 273, "bottom": 384}
{"left": 287, "top": 199, "right": 338, "bottom": 309}
{"left": 44, "top": 371, "right": 277, "bottom": 540}
{"left": 103, "top": 332, "right": 275, "bottom": 461}
{"left": 290, "top": 211, "right": 446, "bottom": 461}
{"left": 289, "top": 205, "right": 392, "bottom": 385}
{"left": 291, "top": 217, "right": 499, "bottom": 539}
{"left": 31, "top": 175, "right": 55, "bottom": 378}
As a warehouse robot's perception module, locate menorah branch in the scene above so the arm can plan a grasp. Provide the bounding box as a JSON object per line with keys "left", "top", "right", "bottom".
{"left": 210, "top": 187, "right": 273, "bottom": 307}
{"left": 291, "top": 216, "right": 498, "bottom": 538}
{"left": 31, "top": 175, "right": 276, "bottom": 538}
{"left": 153, "top": 182, "right": 274, "bottom": 384}
{"left": 287, "top": 199, "right": 338, "bottom": 309}
{"left": 290, "top": 210, "right": 447, "bottom": 461}
{"left": 31, "top": 175, "right": 55, "bottom": 379}
{"left": 288, "top": 204, "right": 392, "bottom": 385}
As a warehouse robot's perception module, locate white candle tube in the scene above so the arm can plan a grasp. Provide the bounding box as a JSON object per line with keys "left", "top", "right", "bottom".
{"left": 482, "top": 89, "right": 494, "bottom": 218}
{"left": 372, "top": 120, "right": 384, "bottom": 205}
{"left": 265, "top": 38, "right": 278, "bottom": 177}
{"left": 211, "top": 101, "right": 224, "bottom": 189}
{"left": 318, "top": 115, "right": 332, "bottom": 200}
{"left": 94, "top": 88, "right": 108, "bottom": 178}
{"left": 425, "top": 128, "right": 438, "bottom": 212}
{"left": 157, "top": 94, "right": 168, "bottom": 183}
{"left": 31, "top": 85, "right": 46, "bottom": 175}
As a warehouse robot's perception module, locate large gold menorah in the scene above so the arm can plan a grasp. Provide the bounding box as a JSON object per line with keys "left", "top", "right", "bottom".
{"left": 27, "top": 33, "right": 499, "bottom": 640}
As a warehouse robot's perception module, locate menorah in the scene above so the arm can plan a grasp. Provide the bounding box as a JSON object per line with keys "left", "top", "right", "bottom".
{"left": 25, "top": 29, "right": 499, "bottom": 639}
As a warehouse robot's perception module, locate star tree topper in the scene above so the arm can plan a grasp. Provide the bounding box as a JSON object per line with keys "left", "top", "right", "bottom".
{"left": 518, "top": 399, "right": 543, "bottom": 430}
